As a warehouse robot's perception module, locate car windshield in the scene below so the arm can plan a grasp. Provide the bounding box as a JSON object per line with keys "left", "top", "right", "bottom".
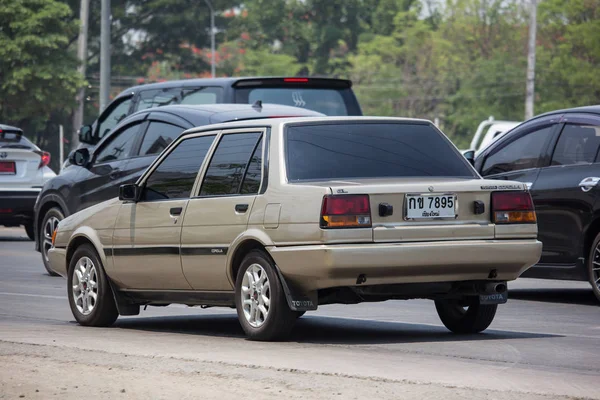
{"left": 0, "top": 131, "right": 35, "bottom": 149}
{"left": 236, "top": 87, "right": 357, "bottom": 116}
{"left": 285, "top": 122, "right": 476, "bottom": 181}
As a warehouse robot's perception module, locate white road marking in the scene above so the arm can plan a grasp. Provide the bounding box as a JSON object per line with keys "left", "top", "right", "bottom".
{"left": 0, "top": 292, "right": 64, "bottom": 300}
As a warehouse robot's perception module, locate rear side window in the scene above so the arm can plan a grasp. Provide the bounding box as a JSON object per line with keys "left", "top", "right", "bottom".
{"left": 139, "top": 122, "right": 184, "bottom": 156}
{"left": 135, "top": 89, "right": 179, "bottom": 112}
{"left": 143, "top": 135, "right": 215, "bottom": 200}
{"left": 286, "top": 123, "right": 475, "bottom": 181}
{"left": 551, "top": 124, "right": 600, "bottom": 166}
{"left": 200, "top": 132, "right": 262, "bottom": 196}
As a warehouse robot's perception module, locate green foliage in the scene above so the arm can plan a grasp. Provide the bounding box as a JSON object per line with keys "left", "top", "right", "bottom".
{"left": 0, "top": 0, "right": 84, "bottom": 129}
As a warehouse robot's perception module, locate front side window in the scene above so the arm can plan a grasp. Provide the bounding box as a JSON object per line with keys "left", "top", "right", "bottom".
{"left": 139, "top": 122, "right": 184, "bottom": 156}
{"left": 143, "top": 135, "right": 216, "bottom": 201}
{"left": 200, "top": 132, "right": 262, "bottom": 196}
{"left": 286, "top": 123, "right": 475, "bottom": 181}
{"left": 551, "top": 124, "right": 600, "bottom": 166}
{"left": 97, "top": 97, "right": 133, "bottom": 140}
{"left": 135, "top": 89, "right": 179, "bottom": 112}
{"left": 241, "top": 138, "right": 263, "bottom": 194}
{"left": 95, "top": 122, "right": 142, "bottom": 163}
{"left": 481, "top": 126, "right": 552, "bottom": 176}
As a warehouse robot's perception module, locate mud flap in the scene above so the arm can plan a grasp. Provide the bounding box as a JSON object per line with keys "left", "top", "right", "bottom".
{"left": 107, "top": 280, "right": 140, "bottom": 316}
{"left": 274, "top": 265, "right": 318, "bottom": 311}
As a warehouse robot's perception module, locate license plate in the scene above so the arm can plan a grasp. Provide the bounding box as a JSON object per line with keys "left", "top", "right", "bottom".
{"left": 479, "top": 292, "right": 508, "bottom": 304}
{"left": 405, "top": 194, "right": 456, "bottom": 219}
{"left": 0, "top": 161, "right": 15, "bottom": 174}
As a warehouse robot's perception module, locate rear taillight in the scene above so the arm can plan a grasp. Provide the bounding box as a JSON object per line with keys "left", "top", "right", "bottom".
{"left": 35, "top": 151, "right": 51, "bottom": 168}
{"left": 492, "top": 192, "right": 536, "bottom": 224}
{"left": 320, "top": 195, "right": 371, "bottom": 228}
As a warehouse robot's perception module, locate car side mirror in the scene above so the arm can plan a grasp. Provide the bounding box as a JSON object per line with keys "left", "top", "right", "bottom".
{"left": 69, "top": 148, "right": 90, "bottom": 167}
{"left": 78, "top": 125, "right": 93, "bottom": 144}
{"left": 462, "top": 149, "right": 475, "bottom": 166}
{"left": 119, "top": 183, "right": 141, "bottom": 202}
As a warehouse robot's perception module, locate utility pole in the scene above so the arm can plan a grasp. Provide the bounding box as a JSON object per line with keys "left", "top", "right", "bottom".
{"left": 71, "top": 0, "right": 90, "bottom": 147}
{"left": 204, "top": 0, "right": 215, "bottom": 78}
{"left": 100, "top": 0, "right": 111, "bottom": 112}
{"left": 525, "top": 0, "right": 537, "bottom": 120}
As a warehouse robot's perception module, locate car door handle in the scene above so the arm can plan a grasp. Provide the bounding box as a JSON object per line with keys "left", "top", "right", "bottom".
{"left": 579, "top": 177, "right": 600, "bottom": 192}
{"left": 170, "top": 207, "right": 182, "bottom": 216}
{"left": 235, "top": 204, "right": 249, "bottom": 213}
{"left": 109, "top": 169, "right": 121, "bottom": 180}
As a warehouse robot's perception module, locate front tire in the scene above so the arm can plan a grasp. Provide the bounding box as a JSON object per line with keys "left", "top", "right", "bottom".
{"left": 67, "top": 244, "right": 118, "bottom": 327}
{"left": 588, "top": 233, "right": 600, "bottom": 303}
{"left": 40, "top": 207, "right": 64, "bottom": 276}
{"left": 235, "top": 250, "right": 297, "bottom": 341}
{"left": 435, "top": 297, "right": 497, "bottom": 334}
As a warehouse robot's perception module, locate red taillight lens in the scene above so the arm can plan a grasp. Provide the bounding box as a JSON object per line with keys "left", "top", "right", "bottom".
{"left": 283, "top": 78, "right": 309, "bottom": 83}
{"left": 36, "top": 151, "right": 51, "bottom": 168}
{"left": 492, "top": 192, "right": 536, "bottom": 224}
{"left": 320, "top": 195, "right": 371, "bottom": 228}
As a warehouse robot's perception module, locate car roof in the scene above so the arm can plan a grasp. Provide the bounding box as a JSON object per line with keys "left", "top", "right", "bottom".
{"left": 534, "top": 105, "right": 600, "bottom": 119}
{"left": 133, "top": 103, "right": 325, "bottom": 125}
{"left": 182, "top": 116, "right": 433, "bottom": 137}
{"left": 114, "top": 76, "right": 353, "bottom": 99}
{"left": 0, "top": 123, "right": 23, "bottom": 133}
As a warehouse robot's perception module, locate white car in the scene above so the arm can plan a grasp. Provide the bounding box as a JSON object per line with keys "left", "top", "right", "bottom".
{"left": 0, "top": 124, "right": 56, "bottom": 239}
{"left": 469, "top": 117, "right": 521, "bottom": 155}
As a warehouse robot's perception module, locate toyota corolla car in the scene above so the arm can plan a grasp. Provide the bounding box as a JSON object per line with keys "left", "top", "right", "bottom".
{"left": 48, "top": 117, "right": 542, "bottom": 341}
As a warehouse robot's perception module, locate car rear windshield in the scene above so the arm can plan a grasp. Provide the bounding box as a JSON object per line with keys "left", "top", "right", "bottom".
{"left": 285, "top": 122, "right": 476, "bottom": 181}
{"left": 235, "top": 87, "right": 360, "bottom": 116}
{"left": 0, "top": 131, "right": 35, "bottom": 149}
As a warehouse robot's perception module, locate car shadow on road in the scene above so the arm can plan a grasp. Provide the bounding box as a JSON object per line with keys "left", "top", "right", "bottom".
{"left": 113, "top": 313, "right": 560, "bottom": 345}
{"left": 509, "top": 288, "right": 597, "bottom": 306}
{"left": 0, "top": 234, "right": 31, "bottom": 242}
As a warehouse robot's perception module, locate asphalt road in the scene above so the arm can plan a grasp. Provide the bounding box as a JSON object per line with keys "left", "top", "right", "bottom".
{"left": 1, "top": 226, "right": 599, "bottom": 399}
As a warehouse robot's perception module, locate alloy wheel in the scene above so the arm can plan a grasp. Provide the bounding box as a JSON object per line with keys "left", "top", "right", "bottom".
{"left": 593, "top": 244, "right": 600, "bottom": 291}
{"left": 71, "top": 256, "right": 99, "bottom": 315}
{"left": 42, "top": 216, "right": 60, "bottom": 262}
{"left": 241, "top": 263, "right": 271, "bottom": 328}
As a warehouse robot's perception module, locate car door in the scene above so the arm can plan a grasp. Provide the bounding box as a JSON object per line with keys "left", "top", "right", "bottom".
{"left": 111, "top": 133, "right": 218, "bottom": 289}
{"left": 74, "top": 116, "right": 147, "bottom": 212}
{"left": 532, "top": 115, "right": 600, "bottom": 266}
{"left": 181, "top": 129, "right": 266, "bottom": 291}
{"left": 477, "top": 120, "right": 560, "bottom": 189}
{"left": 122, "top": 111, "right": 191, "bottom": 188}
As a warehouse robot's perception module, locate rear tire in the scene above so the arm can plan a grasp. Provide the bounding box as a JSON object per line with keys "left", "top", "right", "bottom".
{"left": 24, "top": 223, "right": 35, "bottom": 241}
{"left": 588, "top": 233, "right": 600, "bottom": 303}
{"left": 40, "top": 207, "right": 64, "bottom": 276}
{"left": 235, "top": 250, "right": 297, "bottom": 341}
{"left": 67, "top": 244, "right": 118, "bottom": 327}
{"left": 435, "top": 297, "right": 497, "bottom": 334}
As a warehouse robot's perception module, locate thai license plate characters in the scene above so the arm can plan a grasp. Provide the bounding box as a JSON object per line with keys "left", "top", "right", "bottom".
{"left": 405, "top": 194, "right": 456, "bottom": 219}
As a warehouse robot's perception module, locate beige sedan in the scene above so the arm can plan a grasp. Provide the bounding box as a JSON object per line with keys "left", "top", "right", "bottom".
{"left": 49, "top": 117, "right": 542, "bottom": 341}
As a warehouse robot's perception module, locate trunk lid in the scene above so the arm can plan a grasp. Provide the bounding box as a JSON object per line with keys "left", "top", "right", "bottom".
{"left": 326, "top": 178, "right": 498, "bottom": 243}
{"left": 0, "top": 148, "right": 42, "bottom": 187}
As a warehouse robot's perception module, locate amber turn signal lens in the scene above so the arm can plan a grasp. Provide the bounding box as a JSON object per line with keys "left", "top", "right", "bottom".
{"left": 494, "top": 211, "right": 537, "bottom": 224}
{"left": 51, "top": 228, "right": 58, "bottom": 246}
{"left": 321, "top": 215, "right": 372, "bottom": 228}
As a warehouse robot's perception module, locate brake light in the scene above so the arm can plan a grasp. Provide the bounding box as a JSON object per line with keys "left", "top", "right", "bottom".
{"left": 284, "top": 78, "right": 309, "bottom": 83}
{"left": 492, "top": 192, "right": 536, "bottom": 224}
{"left": 35, "top": 151, "right": 51, "bottom": 168}
{"left": 320, "top": 195, "right": 371, "bottom": 228}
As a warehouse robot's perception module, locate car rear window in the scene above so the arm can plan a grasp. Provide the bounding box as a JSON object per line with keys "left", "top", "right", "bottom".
{"left": 235, "top": 87, "right": 359, "bottom": 116}
{"left": 285, "top": 123, "right": 476, "bottom": 181}
{"left": 0, "top": 131, "right": 35, "bottom": 149}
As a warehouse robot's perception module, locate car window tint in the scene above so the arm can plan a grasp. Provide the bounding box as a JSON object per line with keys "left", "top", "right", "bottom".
{"left": 143, "top": 135, "right": 216, "bottom": 201}
{"left": 200, "top": 132, "right": 262, "bottom": 196}
{"left": 286, "top": 123, "right": 475, "bottom": 180}
{"left": 180, "top": 87, "right": 223, "bottom": 105}
{"left": 139, "top": 122, "right": 184, "bottom": 156}
{"left": 97, "top": 97, "right": 133, "bottom": 140}
{"left": 95, "top": 122, "right": 141, "bottom": 163}
{"left": 240, "top": 138, "right": 263, "bottom": 194}
{"left": 245, "top": 88, "right": 348, "bottom": 116}
{"left": 552, "top": 124, "right": 600, "bottom": 166}
{"left": 481, "top": 126, "right": 552, "bottom": 176}
{"left": 135, "top": 89, "right": 179, "bottom": 112}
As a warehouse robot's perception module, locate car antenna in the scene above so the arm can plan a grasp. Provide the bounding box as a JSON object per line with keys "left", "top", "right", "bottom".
{"left": 252, "top": 100, "right": 262, "bottom": 109}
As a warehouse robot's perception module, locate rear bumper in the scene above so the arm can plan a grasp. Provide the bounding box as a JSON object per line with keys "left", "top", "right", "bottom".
{"left": 269, "top": 239, "right": 542, "bottom": 291}
{"left": 47, "top": 247, "right": 67, "bottom": 277}
{"left": 0, "top": 188, "right": 40, "bottom": 226}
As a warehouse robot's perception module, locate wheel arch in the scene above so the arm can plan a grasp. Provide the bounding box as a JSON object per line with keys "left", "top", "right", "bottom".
{"left": 66, "top": 228, "right": 108, "bottom": 273}
{"left": 227, "top": 229, "right": 275, "bottom": 286}
{"left": 583, "top": 216, "right": 600, "bottom": 263}
{"left": 35, "top": 193, "right": 69, "bottom": 251}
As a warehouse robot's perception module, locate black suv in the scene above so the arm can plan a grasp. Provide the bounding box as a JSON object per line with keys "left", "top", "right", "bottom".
{"left": 34, "top": 103, "right": 323, "bottom": 274}
{"left": 76, "top": 77, "right": 362, "bottom": 148}
{"left": 474, "top": 105, "right": 600, "bottom": 301}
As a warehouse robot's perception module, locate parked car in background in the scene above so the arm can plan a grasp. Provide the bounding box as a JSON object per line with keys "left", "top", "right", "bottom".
{"left": 0, "top": 124, "right": 55, "bottom": 239}
{"left": 474, "top": 105, "right": 600, "bottom": 302}
{"left": 34, "top": 103, "right": 324, "bottom": 275}
{"left": 71, "top": 77, "right": 362, "bottom": 157}
{"left": 468, "top": 116, "right": 521, "bottom": 154}
{"left": 48, "top": 116, "right": 541, "bottom": 340}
